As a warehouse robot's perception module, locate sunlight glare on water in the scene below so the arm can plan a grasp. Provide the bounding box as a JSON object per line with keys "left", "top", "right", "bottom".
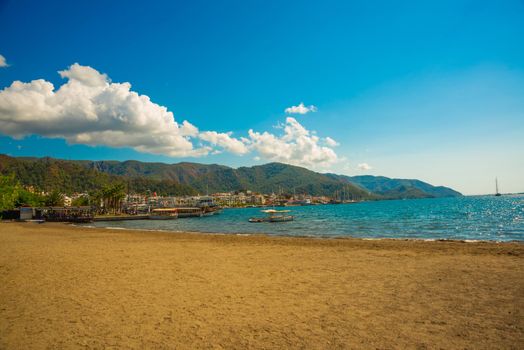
{"left": 89, "top": 195, "right": 524, "bottom": 241}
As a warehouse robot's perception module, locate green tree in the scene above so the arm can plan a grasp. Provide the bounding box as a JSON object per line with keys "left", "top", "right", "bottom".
{"left": 71, "top": 196, "right": 90, "bottom": 206}
{"left": 15, "top": 189, "right": 45, "bottom": 207}
{"left": 91, "top": 183, "right": 126, "bottom": 214}
{"left": 0, "top": 174, "right": 20, "bottom": 210}
{"left": 106, "top": 183, "right": 126, "bottom": 214}
{"left": 44, "top": 190, "right": 65, "bottom": 207}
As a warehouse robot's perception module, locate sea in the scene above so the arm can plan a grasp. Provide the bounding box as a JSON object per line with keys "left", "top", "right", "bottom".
{"left": 87, "top": 195, "right": 524, "bottom": 242}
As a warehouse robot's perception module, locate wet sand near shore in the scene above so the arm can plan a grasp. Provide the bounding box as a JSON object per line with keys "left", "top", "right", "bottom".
{"left": 0, "top": 222, "right": 523, "bottom": 349}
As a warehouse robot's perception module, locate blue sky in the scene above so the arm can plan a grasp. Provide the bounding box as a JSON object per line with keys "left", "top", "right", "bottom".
{"left": 0, "top": 0, "right": 523, "bottom": 194}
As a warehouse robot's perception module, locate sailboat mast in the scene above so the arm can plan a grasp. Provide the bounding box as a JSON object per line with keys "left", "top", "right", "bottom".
{"left": 495, "top": 177, "right": 501, "bottom": 196}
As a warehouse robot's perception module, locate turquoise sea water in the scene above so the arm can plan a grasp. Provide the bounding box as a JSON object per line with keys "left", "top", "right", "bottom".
{"left": 89, "top": 195, "right": 524, "bottom": 241}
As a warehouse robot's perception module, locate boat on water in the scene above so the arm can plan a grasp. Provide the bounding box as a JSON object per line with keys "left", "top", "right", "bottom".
{"left": 176, "top": 207, "right": 204, "bottom": 218}
{"left": 150, "top": 207, "right": 206, "bottom": 219}
{"left": 495, "top": 178, "right": 502, "bottom": 196}
{"left": 196, "top": 196, "right": 222, "bottom": 216}
{"left": 249, "top": 209, "right": 294, "bottom": 223}
{"left": 201, "top": 205, "right": 222, "bottom": 216}
{"left": 149, "top": 208, "right": 179, "bottom": 220}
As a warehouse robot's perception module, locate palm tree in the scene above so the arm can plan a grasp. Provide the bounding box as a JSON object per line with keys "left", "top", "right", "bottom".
{"left": 110, "top": 183, "right": 126, "bottom": 214}
{"left": 88, "top": 183, "right": 127, "bottom": 215}
{"left": 44, "top": 190, "right": 64, "bottom": 207}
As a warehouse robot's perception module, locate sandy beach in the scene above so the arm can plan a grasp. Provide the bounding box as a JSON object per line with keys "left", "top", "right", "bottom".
{"left": 0, "top": 222, "right": 522, "bottom": 349}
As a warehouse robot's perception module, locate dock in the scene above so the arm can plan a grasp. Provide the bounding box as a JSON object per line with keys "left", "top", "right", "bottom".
{"left": 93, "top": 215, "right": 150, "bottom": 222}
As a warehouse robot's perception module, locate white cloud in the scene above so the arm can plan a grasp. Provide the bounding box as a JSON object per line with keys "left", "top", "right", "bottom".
{"left": 285, "top": 102, "right": 317, "bottom": 115}
{"left": 248, "top": 117, "right": 339, "bottom": 169}
{"left": 0, "top": 63, "right": 343, "bottom": 167}
{"left": 59, "top": 64, "right": 108, "bottom": 87}
{"left": 324, "top": 137, "right": 339, "bottom": 147}
{"left": 357, "top": 163, "right": 372, "bottom": 171}
{"left": 0, "top": 54, "right": 9, "bottom": 68}
{"left": 0, "top": 63, "right": 218, "bottom": 157}
{"left": 199, "top": 131, "right": 249, "bottom": 155}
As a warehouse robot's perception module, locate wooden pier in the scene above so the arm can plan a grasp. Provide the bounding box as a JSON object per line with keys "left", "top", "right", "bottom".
{"left": 93, "top": 215, "right": 150, "bottom": 222}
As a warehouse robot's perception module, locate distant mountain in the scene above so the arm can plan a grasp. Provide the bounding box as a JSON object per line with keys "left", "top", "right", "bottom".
{"left": 86, "top": 160, "right": 372, "bottom": 198}
{"left": 0, "top": 154, "right": 462, "bottom": 199}
{"left": 326, "top": 174, "right": 462, "bottom": 199}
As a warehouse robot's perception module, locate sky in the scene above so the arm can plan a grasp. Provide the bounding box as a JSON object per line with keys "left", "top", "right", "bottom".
{"left": 0, "top": 0, "right": 523, "bottom": 195}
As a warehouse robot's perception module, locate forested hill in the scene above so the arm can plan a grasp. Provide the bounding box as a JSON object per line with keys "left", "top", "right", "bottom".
{"left": 0, "top": 155, "right": 197, "bottom": 196}
{"left": 0, "top": 154, "right": 462, "bottom": 199}
{"left": 325, "top": 174, "right": 462, "bottom": 199}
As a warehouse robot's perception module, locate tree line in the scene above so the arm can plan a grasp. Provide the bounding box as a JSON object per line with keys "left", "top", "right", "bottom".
{"left": 0, "top": 174, "right": 127, "bottom": 214}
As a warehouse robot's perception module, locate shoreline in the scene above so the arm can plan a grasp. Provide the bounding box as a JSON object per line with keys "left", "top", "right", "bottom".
{"left": 78, "top": 221, "right": 524, "bottom": 244}
{"left": 1, "top": 221, "right": 523, "bottom": 349}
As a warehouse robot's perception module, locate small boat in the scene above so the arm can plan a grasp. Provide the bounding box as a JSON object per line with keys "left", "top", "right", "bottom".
{"left": 495, "top": 178, "right": 502, "bottom": 196}
{"left": 249, "top": 209, "right": 294, "bottom": 223}
{"left": 248, "top": 217, "right": 266, "bottom": 223}
{"left": 26, "top": 219, "right": 45, "bottom": 224}
{"left": 201, "top": 205, "right": 222, "bottom": 216}
{"left": 149, "top": 208, "right": 179, "bottom": 220}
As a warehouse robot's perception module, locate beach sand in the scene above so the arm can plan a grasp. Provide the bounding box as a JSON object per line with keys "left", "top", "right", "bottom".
{"left": 0, "top": 222, "right": 522, "bottom": 349}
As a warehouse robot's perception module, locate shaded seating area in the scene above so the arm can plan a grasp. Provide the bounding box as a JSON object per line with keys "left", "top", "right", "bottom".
{"left": 41, "top": 206, "right": 94, "bottom": 223}
{"left": 15, "top": 206, "right": 94, "bottom": 223}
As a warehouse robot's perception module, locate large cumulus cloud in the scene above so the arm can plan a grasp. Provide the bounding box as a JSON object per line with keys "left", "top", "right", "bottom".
{"left": 0, "top": 63, "right": 208, "bottom": 157}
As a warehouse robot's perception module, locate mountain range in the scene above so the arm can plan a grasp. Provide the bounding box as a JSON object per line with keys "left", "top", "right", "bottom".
{"left": 0, "top": 154, "right": 462, "bottom": 199}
